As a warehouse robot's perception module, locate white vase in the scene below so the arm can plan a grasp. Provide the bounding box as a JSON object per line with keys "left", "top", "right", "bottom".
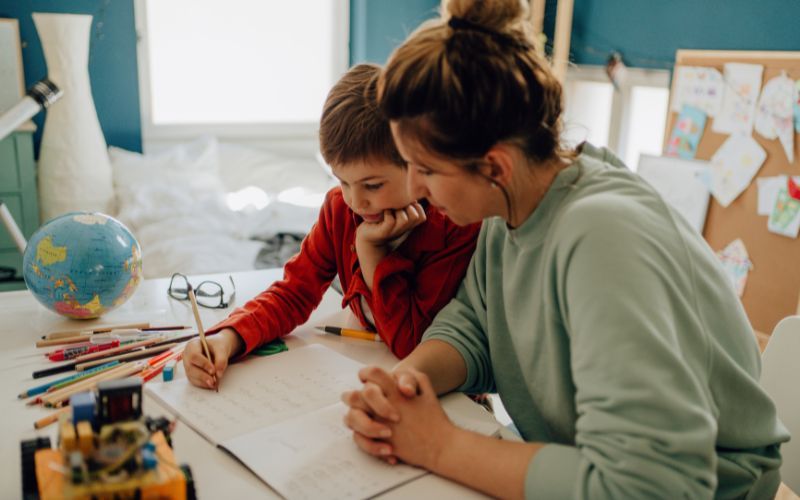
{"left": 33, "top": 13, "right": 115, "bottom": 223}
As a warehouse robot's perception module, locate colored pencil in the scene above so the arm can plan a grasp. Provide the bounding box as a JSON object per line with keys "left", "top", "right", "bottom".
{"left": 43, "top": 361, "right": 146, "bottom": 408}
{"left": 42, "top": 322, "right": 151, "bottom": 340}
{"left": 45, "top": 361, "right": 122, "bottom": 393}
{"left": 33, "top": 407, "right": 70, "bottom": 429}
{"left": 76, "top": 344, "right": 175, "bottom": 371}
{"left": 19, "top": 361, "right": 120, "bottom": 399}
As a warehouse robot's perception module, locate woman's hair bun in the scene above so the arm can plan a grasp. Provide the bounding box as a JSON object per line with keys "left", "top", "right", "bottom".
{"left": 446, "top": 0, "right": 526, "bottom": 34}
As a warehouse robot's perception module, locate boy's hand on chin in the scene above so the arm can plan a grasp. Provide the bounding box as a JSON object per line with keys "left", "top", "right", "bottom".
{"left": 357, "top": 201, "right": 426, "bottom": 246}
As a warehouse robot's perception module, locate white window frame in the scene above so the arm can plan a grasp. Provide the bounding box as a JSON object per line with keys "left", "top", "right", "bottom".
{"left": 565, "top": 65, "right": 671, "bottom": 164}
{"left": 133, "top": 0, "right": 350, "bottom": 154}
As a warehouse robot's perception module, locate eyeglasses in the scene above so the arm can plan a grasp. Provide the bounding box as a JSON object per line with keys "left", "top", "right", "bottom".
{"left": 168, "top": 273, "right": 236, "bottom": 309}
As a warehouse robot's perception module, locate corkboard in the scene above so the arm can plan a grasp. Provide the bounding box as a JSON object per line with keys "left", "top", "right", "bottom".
{"left": 665, "top": 50, "right": 800, "bottom": 338}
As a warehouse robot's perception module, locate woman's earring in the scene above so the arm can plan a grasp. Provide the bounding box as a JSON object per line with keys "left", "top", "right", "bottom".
{"left": 490, "top": 182, "right": 498, "bottom": 189}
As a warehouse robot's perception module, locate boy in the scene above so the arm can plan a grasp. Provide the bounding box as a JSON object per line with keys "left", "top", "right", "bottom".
{"left": 183, "top": 64, "right": 480, "bottom": 389}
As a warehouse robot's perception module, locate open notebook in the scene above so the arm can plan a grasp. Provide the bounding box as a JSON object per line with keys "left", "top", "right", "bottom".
{"left": 146, "top": 344, "right": 500, "bottom": 499}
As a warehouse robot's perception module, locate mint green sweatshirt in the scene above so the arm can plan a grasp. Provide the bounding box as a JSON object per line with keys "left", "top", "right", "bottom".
{"left": 423, "top": 144, "right": 790, "bottom": 499}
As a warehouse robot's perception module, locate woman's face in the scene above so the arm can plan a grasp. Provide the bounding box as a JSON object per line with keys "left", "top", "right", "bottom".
{"left": 391, "top": 123, "right": 496, "bottom": 226}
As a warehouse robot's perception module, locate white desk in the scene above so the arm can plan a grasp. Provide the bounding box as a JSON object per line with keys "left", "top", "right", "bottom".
{"left": 0, "top": 269, "right": 489, "bottom": 499}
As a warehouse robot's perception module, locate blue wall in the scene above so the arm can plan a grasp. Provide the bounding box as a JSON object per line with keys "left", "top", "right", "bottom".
{"left": 350, "top": 0, "right": 439, "bottom": 65}
{"left": 0, "top": 0, "right": 141, "bottom": 153}
{"left": 561, "top": 0, "right": 800, "bottom": 70}
{"left": 3, "top": 0, "right": 800, "bottom": 156}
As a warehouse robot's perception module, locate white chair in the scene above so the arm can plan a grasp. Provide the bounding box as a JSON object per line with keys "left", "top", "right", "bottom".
{"left": 761, "top": 316, "right": 800, "bottom": 494}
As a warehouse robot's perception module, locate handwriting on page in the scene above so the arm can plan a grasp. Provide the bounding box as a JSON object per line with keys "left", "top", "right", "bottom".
{"left": 222, "top": 403, "right": 427, "bottom": 500}
{"left": 146, "top": 345, "right": 363, "bottom": 443}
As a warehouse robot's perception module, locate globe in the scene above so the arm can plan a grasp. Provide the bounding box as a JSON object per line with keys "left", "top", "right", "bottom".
{"left": 23, "top": 212, "right": 143, "bottom": 319}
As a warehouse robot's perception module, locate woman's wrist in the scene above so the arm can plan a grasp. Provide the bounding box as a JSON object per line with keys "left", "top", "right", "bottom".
{"left": 425, "top": 420, "right": 461, "bottom": 473}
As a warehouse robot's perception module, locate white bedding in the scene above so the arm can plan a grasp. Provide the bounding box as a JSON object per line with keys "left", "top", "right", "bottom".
{"left": 109, "top": 137, "right": 336, "bottom": 279}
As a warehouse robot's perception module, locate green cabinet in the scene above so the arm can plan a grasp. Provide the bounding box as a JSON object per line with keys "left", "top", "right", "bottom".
{"left": 0, "top": 127, "right": 39, "bottom": 292}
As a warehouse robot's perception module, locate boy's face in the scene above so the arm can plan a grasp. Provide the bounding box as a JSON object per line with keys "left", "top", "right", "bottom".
{"left": 332, "top": 159, "right": 415, "bottom": 223}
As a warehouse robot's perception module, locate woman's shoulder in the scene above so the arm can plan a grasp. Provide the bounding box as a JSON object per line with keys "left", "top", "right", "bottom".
{"left": 555, "top": 177, "right": 678, "bottom": 246}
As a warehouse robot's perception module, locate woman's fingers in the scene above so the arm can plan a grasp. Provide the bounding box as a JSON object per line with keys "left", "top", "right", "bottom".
{"left": 341, "top": 386, "right": 398, "bottom": 423}
{"left": 358, "top": 365, "right": 395, "bottom": 390}
{"left": 352, "top": 428, "right": 394, "bottom": 458}
{"left": 343, "top": 407, "right": 392, "bottom": 439}
{"left": 395, "top": 370, "right": 422, "bottom": 397}
{"left": 341, "top": 389, "right": 370, "bottom": 412}
{"left": 413, "top": 369, "right": 436, "bottom": 399}
{"left": 361, "top": 382, "right": 400, "bottom": 422}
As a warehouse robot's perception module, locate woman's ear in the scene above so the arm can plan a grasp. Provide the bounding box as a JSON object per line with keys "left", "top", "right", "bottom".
{"left": 481, "top": 144, "right": 516, "bottom": 187}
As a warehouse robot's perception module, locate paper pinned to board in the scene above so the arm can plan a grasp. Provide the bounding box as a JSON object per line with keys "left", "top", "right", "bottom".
{"left": 794, "top": 79, "right": 800, "bottom": 133}
{"left": 716, "top": 239, "right": 753, "bottom": 298}
{"left": 757, "top": 175, "right": 789, "bottom": 215}
{"left": 754, "top": 73, "right": 796, "bottom": 163}
{"left": 708, "top": 135, "right": 767, "bottom": 208}
{"left": 671, "top": 66, "right": 724, "bottom": 117}
{"left": 637, "top": 154, "right": 711, "bottom": 233}
{"left": 712, "top": 63, "right": 764, "bottom": 136}
{"left": 666, "top": 105, "right": 707, "bottom": 159}
{"left": 768, "top": 185, "right": 800, "bottom": 238}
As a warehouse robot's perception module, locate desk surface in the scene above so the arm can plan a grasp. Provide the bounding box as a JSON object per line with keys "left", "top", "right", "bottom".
{"left": 0, "top": 269, "right": 488, "bottom": 499}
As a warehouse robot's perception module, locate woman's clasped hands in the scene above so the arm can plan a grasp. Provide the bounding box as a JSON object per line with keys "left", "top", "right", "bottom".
{"left": 341, "top": 366, "right": 456, "bottom": 470}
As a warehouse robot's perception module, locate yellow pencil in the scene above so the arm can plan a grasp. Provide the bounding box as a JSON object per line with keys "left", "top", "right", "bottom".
{"left": 33, "top": 406, "right": 70, "bottom": 429}
{"left": 316, "top": 325, "right": 380, "bottom": 342}
{"left": 187, "top": 285, "right": 218, "bottom": 392}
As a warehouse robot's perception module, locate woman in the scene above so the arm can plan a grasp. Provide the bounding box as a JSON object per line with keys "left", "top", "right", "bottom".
{"left": 341, "top": 0, "right": 789, "bottom": 498}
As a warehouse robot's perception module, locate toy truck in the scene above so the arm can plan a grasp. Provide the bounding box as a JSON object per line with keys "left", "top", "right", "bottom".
{"left": 21, "top": 377, "right": 196, "bottom": 500}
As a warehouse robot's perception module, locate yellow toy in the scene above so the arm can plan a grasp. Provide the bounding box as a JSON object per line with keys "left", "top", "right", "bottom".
{"left": 21, "top": 377, "right": 195, "bottom": 500}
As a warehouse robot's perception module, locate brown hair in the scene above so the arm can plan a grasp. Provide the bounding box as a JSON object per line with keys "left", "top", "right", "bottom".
{"left": 378, "top": 0, "right": 570, "bottom": 167}
{"left": 319, "top": 63, "right": 405, "bottom": 168}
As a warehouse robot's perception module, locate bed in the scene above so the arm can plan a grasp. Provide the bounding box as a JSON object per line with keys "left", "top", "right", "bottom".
{"left": 109, "top": 137, "right": 337, "bottom": 279}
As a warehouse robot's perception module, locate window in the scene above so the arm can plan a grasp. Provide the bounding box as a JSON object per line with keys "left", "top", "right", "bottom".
{"left": 134, "top": 0, "right": 349, "bottom": 151}
{"left": 562, "top": 65, "right": 670, "bottom": 171}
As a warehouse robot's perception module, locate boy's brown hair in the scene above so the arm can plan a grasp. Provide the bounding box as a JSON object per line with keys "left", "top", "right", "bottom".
{"left": 319, "top": 63, "right": 405, "bottom": 168}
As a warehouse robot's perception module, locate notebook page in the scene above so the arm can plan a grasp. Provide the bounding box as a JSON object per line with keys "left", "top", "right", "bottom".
{"left": 222, "top": 402, "right": 426, "bottom": 500}
{"left": 146, "top": 344, "right": 363, "bottom": 443}
{"left": 221, "top": 393, "right": 500, "bottom": 500}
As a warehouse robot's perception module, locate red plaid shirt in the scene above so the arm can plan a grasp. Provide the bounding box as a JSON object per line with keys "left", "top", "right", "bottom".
{"left": 209, "top": 187, "right": 480, "bottom": 358}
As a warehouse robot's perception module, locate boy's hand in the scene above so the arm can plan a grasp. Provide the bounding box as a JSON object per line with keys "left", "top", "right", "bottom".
{"left": 356, "top": 201, "right": 426, "bottom": 247}
{"left": 183, "top": 328, "right": 244, "bottom": 390}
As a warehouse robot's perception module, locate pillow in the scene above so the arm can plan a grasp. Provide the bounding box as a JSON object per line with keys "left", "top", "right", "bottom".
{"left": 109, "top": 136, "right": 225, "bottom": 196}
{"left": 217, "top": 142, "right": 336, "bottom": 198}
